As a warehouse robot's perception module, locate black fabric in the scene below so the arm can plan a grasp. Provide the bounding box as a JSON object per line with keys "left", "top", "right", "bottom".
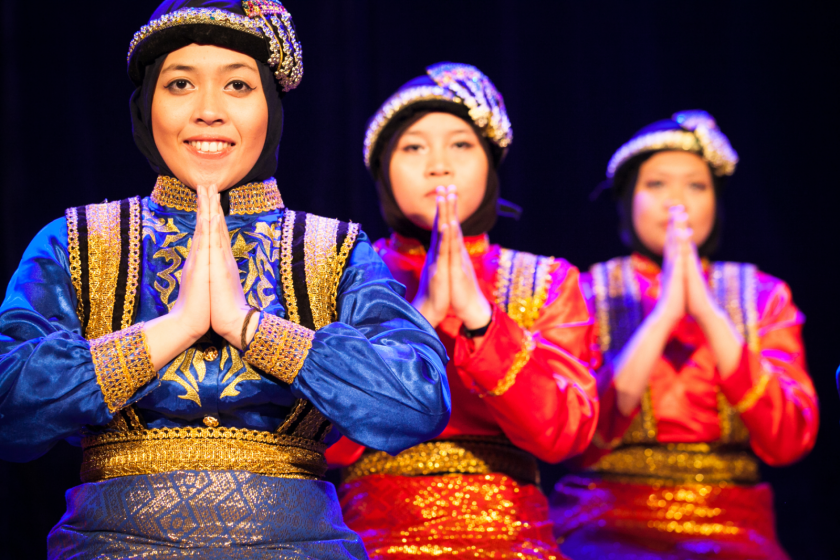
{"left": 129, "top": 53, "right": 285, "bottom": 188}
{"left": 612, "top": 151, "right": 725, "bottom": 263}
{"left": 112, "top": 199, "right": 132, "bottom": 333}
{"left": 289, "top": 211, "right": 314, "bottom": 331}
{"left": 373, "top": 110, "right": 501, "bottom": 246}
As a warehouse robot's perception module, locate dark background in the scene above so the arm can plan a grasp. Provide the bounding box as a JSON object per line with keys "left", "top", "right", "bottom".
{"left": 1, "top": 1, "right": 838, "bottom": 558}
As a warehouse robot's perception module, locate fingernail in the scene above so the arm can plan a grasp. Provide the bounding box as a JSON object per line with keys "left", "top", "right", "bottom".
{"left": 448, "top": 193, "right": 457, "bottom": 201}
{"left": 436, "top": 186, "right": 445, "bottom": 194}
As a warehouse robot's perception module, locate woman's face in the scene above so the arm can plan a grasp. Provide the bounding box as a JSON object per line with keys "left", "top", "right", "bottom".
{"left": 388, "top": 112, "right": 488, "bottom": 230}
{"left": 632, "top": 150, "right": 716, "bottom": 255}
{"left": 152, "top": 44, "right": 268, "bottom": 191}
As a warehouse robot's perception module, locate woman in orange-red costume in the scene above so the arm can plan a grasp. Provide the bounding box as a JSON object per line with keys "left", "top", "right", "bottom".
{"left": 326, "top": 62, "right": 599, "bottom": 559}
{"left": 550, "top": 111, "right": 819, "bottom": 560}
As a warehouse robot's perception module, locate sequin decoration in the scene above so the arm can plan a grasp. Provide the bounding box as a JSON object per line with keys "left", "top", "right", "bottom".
{"left": 364, "top": 62, "right": 513, "bottom": 169}
{"left": 495, "top": 248, "right": 555, "bottom": 330}
{"left": 340, "top": 473, "right": 562, "bottom": 560}
{"left": 482, "top": 330, "right": 536, "bottom": 397}
{"left": 150, "top": 176, "right": 284, "bottom": 215}
{"left": 244, "top": 313, "right": 314, "bottom": 384}
{"left": 89, "top": 322, "right": 156, "bottom": 414}
{"left": 304, "top": 213, "right": 341, "bottom": 329}
{"left": 85, "top": 201, "right": 123, "bottom": 339}
{"left": 65, "top": 206, "right": 83, "bottom": 321}
{"left": 606, "top": 110, "right": 738, "bottom": 178}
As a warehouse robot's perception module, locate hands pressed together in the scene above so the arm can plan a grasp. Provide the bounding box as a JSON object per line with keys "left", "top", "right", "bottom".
{"left": 412, "top": 185, "right": 493, "bottom": 335}
{"left": 144, "top": 185, "right": 259, "bottom": 370}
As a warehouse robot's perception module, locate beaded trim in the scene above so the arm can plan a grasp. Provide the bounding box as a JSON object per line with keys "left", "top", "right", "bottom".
{"left": 606, "top": 110, "right": 738, "bottom": 178}
{"left": 65, "top": 206, "right": 83, "bottom": 321}
{"left": 343, "top": 436, "right": 540, "bottom": 485}
{"left": 86, "top": 201, "right": 123, "bottom": 340}
{"left": 244, "top": 313, "right": 314, "bottom": 384}
{"left": 331, "top": 223, "right": 361, "bottom": 322}
{"left": 80, "top": 426, "right": 326, "bottom": 482}
{"left": 364, "top": 62, "right": 513, "bottom": 169}
{"left": 481, "top": 330, "right": 535, "bottom": 398}
{"left": 590, "top": 443, "right": 760, "bottom": 485}
{"left": 120, "top": 197, "right": 142, "bottom": 330}
{"left": 90, "top": 322, "right": 156, "bottom": 414}
{"left": 304, "top": 213, "right": 341, "bottom": 330}
{"left": 495, "top": 248, "right": 554, "bottom": 331}
{"left": 278, "top": 209, "right": 300, "bottom": 324}
{"left": 150, "top": 176, "right": 284, "bottom": 215}
{"left": 127, "top": 2, "right": 302, "bottom": 91}
{"left": 734, "top": 373, "right": 771, "bottom": 413}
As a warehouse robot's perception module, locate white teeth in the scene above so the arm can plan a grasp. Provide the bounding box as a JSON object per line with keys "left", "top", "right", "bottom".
{"left": 189, "top": 141, "right": 230, "bottom": 153}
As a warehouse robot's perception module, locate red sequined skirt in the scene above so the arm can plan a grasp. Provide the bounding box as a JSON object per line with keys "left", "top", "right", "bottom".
{"left": 339, "top": 473, "right": 566, "bottom": 559}
{"left": 550, "top": 474, "right": 789, "bottom": 560}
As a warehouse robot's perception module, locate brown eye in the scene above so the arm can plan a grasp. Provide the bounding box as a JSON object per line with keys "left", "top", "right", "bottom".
{"left": 646, "top": 180, "right": 664, "bottom": 189}
{"left": 689, "top": 182, "right": 709, "bottom": 191}
{"left": 226, "top": 80, "right": 254, "bottom": 92}
{"left": 165, "top": 79, "right": 193, "bottom": 91}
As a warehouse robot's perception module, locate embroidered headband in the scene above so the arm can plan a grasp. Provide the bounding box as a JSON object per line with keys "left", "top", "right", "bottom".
{"left": 606, "top": 110, "right": 738, "bottom": 178}
{"left": 363, "top": 62, "right": 513, "bottom": 170}
{"left": 127, "top": 0, "right": 302, "bottom": 92}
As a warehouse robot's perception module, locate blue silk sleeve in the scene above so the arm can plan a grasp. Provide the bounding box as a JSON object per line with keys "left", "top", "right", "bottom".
{"left": 0, "top": 218, "right": 157, "bottom": 462}
{"left": 290, "top": 232, "right": 450, "bottom": 454}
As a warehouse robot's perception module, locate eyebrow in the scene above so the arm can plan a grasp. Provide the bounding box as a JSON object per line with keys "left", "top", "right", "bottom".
{"left": 403, "top": 128, "right": 472, "bottom": 136}
{"left": 160, "top": 62, "right": 258, "bottom": 73}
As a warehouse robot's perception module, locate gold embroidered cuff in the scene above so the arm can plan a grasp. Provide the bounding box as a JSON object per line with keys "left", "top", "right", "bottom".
{"left": 90, "top": 323, "right": 156, "bottom": 414}
{"left": 244, "top": 313, "right": 314, "bottom": 384}
{"left": 734, "top": 373, "right": 772, "bottom": 413}
{"left": 481, "top": 330, "right": 535, "bottom": 398}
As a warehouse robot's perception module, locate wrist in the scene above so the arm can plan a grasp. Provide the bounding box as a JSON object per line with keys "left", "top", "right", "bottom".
{"left": 165, "top": 309, "right": 206, "bottom": 345}
{"left": 459, "top": 297, "right": 492, "bottom": 331}
{"left": 412, "top": 297, "right": 444, "bottom": 328}
{"left": 649, "top": 303, "right": 682, "bottom": 333}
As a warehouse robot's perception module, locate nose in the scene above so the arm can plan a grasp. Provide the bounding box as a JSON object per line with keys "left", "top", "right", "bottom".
{"left": 193, "top": 87, "right": 226, "bottom": 127}
{"left": 425, "top": 146, "right": 452, "bottom": 179}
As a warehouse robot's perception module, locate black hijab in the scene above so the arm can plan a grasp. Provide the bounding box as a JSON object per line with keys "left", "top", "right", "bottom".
{"left": 129, "top": 49, "right": 285, "bottom": 189}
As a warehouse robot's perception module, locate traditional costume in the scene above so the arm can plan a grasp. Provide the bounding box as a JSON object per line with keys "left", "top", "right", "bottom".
{"left": 550, "top": 111, "right": 819, "bottom": 560}
{"left": 326, "top": 63, "right": 599, "bottom": 560}
{"left": 0, "top": 2, "right": 450, "bottom": 558}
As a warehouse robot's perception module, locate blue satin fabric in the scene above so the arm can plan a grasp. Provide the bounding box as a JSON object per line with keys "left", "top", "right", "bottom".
{"left": 48, "top": 471, "right": 367, "bottom": 559}
{"left": 0, "top": 198, "right": 450, "bottom": 460}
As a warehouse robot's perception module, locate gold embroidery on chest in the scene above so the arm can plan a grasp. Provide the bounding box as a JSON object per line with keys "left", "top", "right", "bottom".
{"left": 160, "top": 348, "right": 208, "bottom": 406}
{"left": 219, "top": 346, "right": 262, "bottom": 399}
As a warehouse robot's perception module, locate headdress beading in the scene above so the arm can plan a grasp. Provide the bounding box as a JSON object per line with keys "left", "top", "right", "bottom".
{"left": 363, "top": 62, "right": 513, "bottom": 171}
{"left": 606, "top": 110, "right": 738, "bottom": 178}
{"left": 127, "top": 0, "right": 303, "bottom": 92}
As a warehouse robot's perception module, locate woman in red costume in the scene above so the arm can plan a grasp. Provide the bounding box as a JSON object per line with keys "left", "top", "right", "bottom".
{"left": 325, "top": 62, "right": 599, "bottom": 559}
{"left": 550, "top": 110, "right": 819, "bottom": 560}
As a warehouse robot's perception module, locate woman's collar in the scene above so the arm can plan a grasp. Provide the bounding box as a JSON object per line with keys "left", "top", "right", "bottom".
{"left": 150, "top": 176, "right": 284, "bottom": 215}
{"left": 389, "top": 231, "right": 490, "bottom": 256}
{"left": 630, "top": 252, "right": 711, "bottom": 276}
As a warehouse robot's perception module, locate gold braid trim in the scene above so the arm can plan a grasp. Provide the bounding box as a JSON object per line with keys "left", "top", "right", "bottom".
{"left": 734, "top": 373, "right": 772, "bottom": 414}
{"left": 480, "top": 330, "right": 535, "bottom": 398}
{"left": 85, "top": 201, "right": 123, "bottom": 339}
{"left": 329, "top": 223, "right": 360, "bottom": 321}
{"left": 278, "top": 209, "right": 300, "bottom": 323}
{"left": 244, "top": 313, "right": 314, "bottom": 384}
{"left": 120, "top": 197, "right": 142, "bottom": 330}
{"left": 65, "top": 206, "right": 83, "bottom": 322}
{"left": 90, "top": 322, "right": 156, "bottom": 414}
{"left": 304, "top": 213, "right": 340, "bottom": 330}
{"left": 150, "top": 176, "right": 284, "bottom": 215}
{"left": 343, "top": 436, "right": 539, "bottom": 485}
{"left": 80, "top": 426, "right": 327, "bottom": 483}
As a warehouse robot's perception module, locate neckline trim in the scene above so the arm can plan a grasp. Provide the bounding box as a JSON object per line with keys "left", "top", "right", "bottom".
{"left": 150, "top": 176, "right": 284, "bottom": 215}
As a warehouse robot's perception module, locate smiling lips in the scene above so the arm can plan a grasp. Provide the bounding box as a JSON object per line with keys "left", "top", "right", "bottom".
{"left": 187, "top": 140, "right": 233, "bottom": 154}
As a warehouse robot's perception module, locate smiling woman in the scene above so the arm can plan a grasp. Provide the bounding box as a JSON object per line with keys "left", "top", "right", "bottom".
{"left": 0, "top": 1, "right": 450, "bottom": 559}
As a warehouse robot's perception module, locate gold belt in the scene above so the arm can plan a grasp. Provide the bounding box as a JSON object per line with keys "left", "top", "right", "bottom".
{"left": 589, "top": 443, "right": 760, "bottom": 485}
{"left": 343, "top": 436, "right": 540, "bottom": 485}
{"left": 80, "top": 426, "right": 327, "bottom": 483}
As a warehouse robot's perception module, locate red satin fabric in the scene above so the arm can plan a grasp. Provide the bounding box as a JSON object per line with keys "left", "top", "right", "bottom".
{"left": 578, "top": 254, "right": 818, "bottom": 468}
{"left": 340, "top": 473, "right": 568, "bottom": 560}
{"left": 327, "top": 233, "right": 599, "bottom": 466}
{"left": 551, "top": 475, "right": 788, "bottom": 560}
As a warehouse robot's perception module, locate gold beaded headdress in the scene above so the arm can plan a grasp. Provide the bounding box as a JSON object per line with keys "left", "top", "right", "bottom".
{"left": 363, "top": 62, "right": 513, "bottom": 171}
{"left": 606, "top": 110, "right": 738, "bottom": 178}
{"left": 127, "top": 0, "right": 302, "bottom": 92}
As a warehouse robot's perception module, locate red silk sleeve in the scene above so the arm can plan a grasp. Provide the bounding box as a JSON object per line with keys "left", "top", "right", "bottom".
{"left": 325, "top": 436, "right": 366, "bottom": 469}
{"left": 718, "top": 274, "right": 818, "bottom": 465}
{"left": 453, "top": 263, "right": 599, "bottom": 463}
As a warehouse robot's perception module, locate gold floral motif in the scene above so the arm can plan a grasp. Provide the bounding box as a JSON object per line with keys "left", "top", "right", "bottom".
{"left": 160, "top": 347, "right": 208, "bottom": 406}
{"left": 85, "top": 201, "right": 123, "bottom": 339}
{"left": 244, "top": 313, "right": 314, "bottom": 384}
{"left": 150, "top": 176, "right": 284, "bottom": 215}
{"left": 65, "top": 206, "right": 83, "bottom": 322}
{"left": 343, "top": 436, "right": 539, "bottom": 485}
{"left": 591, "top": 443, "right": 760, "bottom": 485}
{"left": 80, "top": 425, "right": 327, "bottom": 482}
{"left": 120, "top": 197, "right": 142, "bottom": 330}
{"left": 303, "top": 213, "right": 340, "bottom": 329}
{"left": 219, "top": 345, "right": 262, "bottom": 399}
{"left": 278, "top": 209, "right": 300, "bottom": 323}
{"left": 90, "top": 322, "right": 156, "bottom": 414}
{"left": 481, "top": 330, "right": 535, "bottom": 398}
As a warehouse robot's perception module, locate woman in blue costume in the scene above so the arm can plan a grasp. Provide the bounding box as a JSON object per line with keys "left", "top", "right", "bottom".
{"left": 0, "top": 1, "right": 450, "bottom": 558}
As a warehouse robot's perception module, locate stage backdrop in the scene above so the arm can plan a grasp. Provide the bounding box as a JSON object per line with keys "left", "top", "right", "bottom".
{"left": 1, "top": 1, "right": 838, "bottom": 558}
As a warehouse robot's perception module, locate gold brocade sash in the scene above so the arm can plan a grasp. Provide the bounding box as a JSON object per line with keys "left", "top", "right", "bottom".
{"left": 80, "top": 426, "right": 327, "bottom": 483}
{"left": 343, "top": 436, "right": 540, "bottom": 486}
{"left": 590, "top": 443, "right": 760, "bottom": 486}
